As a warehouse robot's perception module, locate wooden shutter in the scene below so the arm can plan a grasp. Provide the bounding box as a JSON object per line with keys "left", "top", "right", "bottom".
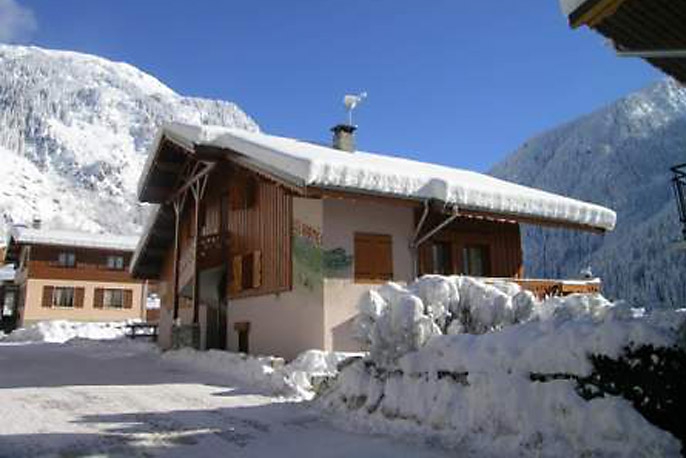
{"left": 93, "top": 288, "right": 104, "bottom": 309}
{"left": 354, "top": 233, "right": 393, "bottom": 282}
{"left": 252, "top": 250, "right": 262, "bottom": 289}
{"left": 230, "top": 255, "right": 243, "bottom": 294}
{"left": 42, "top": 286, "right": 54, "bottom": 308}
{"left": 123, "top": 289, "right": 133, "bottom": 309}
{"left": 74, "top": 287, "right": 85, "bottom": 308}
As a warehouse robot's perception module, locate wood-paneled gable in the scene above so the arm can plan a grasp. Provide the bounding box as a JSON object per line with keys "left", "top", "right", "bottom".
{"left": 172, "top": 162, "right": 293, "bottom": 300}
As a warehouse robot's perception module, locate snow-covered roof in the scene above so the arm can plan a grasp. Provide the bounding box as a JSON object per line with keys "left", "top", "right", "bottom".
{"left": 8, "top": 226, "right": 139, "bottom": 252}
{"left": 140, "top": 122, "right": 616, "bottom": 231}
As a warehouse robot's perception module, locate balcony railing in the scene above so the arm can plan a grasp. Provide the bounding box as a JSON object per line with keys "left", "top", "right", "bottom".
{"left": 671, "top": 163, "right": 686, "bottom": 241}
{"left": 484, "top": 277, "right": 601, "bottom": 300}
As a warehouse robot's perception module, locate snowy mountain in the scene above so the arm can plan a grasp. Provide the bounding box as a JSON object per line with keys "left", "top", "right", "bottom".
{"left": 491, "top": 79, "right": 686, "bottom": 309}
{"left": 0, "top": 44, "right": 258, "bottom": 239}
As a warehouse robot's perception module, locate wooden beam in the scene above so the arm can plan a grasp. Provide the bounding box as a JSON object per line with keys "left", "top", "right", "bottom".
{"left": 458, "top": 208, "right": 607, "bottom": 234}
{"left": 310, "top": 187, "right": 422, "bottom": 208}
{"left": 570, "top": 0, "right": 627, "bottom": 28}
{"left": 167, "top": 162, "right": 216, "bottom": 205}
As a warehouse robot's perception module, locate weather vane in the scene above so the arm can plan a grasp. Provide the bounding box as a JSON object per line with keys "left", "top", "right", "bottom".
{"left": 343, "top": 92, "right": 367, "bottom": 126}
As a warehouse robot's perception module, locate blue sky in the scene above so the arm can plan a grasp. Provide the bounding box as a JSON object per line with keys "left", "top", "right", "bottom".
{"left": 11, "top": 0, "right": 662, "bottom": 171}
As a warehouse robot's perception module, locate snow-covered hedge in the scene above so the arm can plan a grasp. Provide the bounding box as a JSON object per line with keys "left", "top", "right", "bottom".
{"left": 0, "top": 320, "right": 136, "bottom": 343}
{"left": 322, "top": 276, "right": 685, "bottom": 457}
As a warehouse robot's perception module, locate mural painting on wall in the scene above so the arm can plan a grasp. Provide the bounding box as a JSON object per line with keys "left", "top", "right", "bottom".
{"left": 293, "top": 219, "right": 352, "bottom": 291}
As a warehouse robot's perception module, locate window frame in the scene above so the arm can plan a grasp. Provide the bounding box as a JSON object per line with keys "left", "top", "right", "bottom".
{"left": 431, "top": 241, "right": 454, "bottom": 275}
{"left": 57, "top": 252, "right": 76, "bottom": 268}
{"left": 462, "top": 244, "right": 491, "bottom": 277}
{"left": 52, "top": 287, "right": 75, "bottom": 308}
{"left": 106, "top": 255, "right": 125, "bottom": 271}
{"left": 102, "top": 288, "right": 124, "bottom": 309}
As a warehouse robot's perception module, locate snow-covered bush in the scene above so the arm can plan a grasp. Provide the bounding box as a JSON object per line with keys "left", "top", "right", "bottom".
{"left": 354, "top": 275, "right": 540, "bottom": 364}
{"left": 326, "top": 276, "right": 686, "bottom": 456}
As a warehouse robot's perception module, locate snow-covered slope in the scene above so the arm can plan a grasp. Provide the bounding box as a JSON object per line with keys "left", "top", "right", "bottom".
{"left": 491, "top": 79, "right": 686, "bottom": 309}
{"left": 0, "top": 44, "right": 258, "bottom": 238}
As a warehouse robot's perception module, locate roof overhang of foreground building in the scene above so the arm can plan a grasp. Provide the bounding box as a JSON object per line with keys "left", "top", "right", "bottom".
{"left": 560, "top": 0, "right": 686, "bottom": 84}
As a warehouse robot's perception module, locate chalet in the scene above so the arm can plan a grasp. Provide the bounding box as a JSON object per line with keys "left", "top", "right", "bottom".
{"left": 131, "top": 122, "right": 616, "bottom": 359}
{"left": 4, "top": 225, "right": 147, "bottom": 327}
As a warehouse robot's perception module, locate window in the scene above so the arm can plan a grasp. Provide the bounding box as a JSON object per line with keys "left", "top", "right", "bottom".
{"left": 57, "top": 252, "right": 76, "bottom": 268}
{"left": 431, "top": 241, "right": 453, "bottom": 275}
{"left": 106, "top": 255, "right": 125, "bottom": 270}
{"left": 103, "top": 289, "right": 124, "bottom": 308}
{"left": 354, "top": 233, "right": 393, "bottom": 283}
{"left": 230, "top": 251, "right": 262, "bottom": 294}
{"left": 462, "top": 245, "right": 490, "bottom": 277}
{"left": 52, "top": 287, "right": 75, "bottom": 308}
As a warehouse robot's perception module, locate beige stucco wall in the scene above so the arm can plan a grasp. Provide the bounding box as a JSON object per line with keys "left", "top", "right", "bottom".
{"left": 20, "top": 278, "right": 145, "bottom": 325}
{"left": 322, "top": 197, "right": 415, "bottom": 352}
{"left": 226, "top": 197, "right": 325, "bottom": 360}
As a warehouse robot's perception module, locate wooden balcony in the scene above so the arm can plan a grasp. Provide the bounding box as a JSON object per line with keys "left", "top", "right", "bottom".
{"left": 485, "top": 277, "right": 601, "bottom": 300}
{"left": 177, "top": 232, "right": 228, "bottom": 293}
{"left": 197, "top": 232, "right": 228, "bottom": 271}
{"left": 27, "top": 260, "right": 137, "bottom": 283}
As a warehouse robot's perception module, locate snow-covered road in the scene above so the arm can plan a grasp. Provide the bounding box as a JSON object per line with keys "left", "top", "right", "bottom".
{"left": 0, "top": 341, "right": 450, "bottom": 458}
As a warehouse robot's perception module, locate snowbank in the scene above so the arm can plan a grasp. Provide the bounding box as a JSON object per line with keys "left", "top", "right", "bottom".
{"left": 321, "top": 276, "right": 685, "bottom": 457}
{"left": 163, "top": 348, "right": 362, "bottom": 400}
{"left": 0, "top": 320, "right": 135, "bottom": 344}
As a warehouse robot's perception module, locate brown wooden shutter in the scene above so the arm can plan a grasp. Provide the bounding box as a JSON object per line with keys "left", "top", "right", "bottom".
{"left": 230, "top": 255, "right": 243, "bottom": 294}
{"left": 123, "top": 289, "right": 133, "bottom": 309}
{"left": 42, "top": 286, "right": 54, "bottom": 308}
{"left": 252, "top": 250, "right": 262, "bottom": 289}
{"left": 354, "top": 233, "right": 393, "bottom": 282}
{"left": 93, "top": 288, "right": 104, "bottom": 309}
{"left": 74, "top": 287, "right": 85, "bottom": 308}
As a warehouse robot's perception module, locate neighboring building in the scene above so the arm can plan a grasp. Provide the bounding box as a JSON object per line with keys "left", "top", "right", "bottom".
{"left": 0, "top": 263, "right": 17, "bottom": 332}
{"left": 4, "top": 226, "right": 146, "bottom": 326}
{"left": 131, "top": 122, "right": 616, "bottom": 359}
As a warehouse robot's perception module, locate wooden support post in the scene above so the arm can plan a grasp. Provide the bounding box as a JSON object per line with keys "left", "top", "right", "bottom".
{"left": 172, "top": 199, "right": 182, "bottom": 321}
{"left": 191, "top": 182, "right": 201, "bottom": 325}
{"left": 191, "top": 174, "right": 210, "bottom": 326}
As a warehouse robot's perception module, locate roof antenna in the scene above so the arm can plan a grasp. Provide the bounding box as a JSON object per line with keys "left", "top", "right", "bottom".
{"left": 343, "top": 92, "right": 367, "bottom": 126}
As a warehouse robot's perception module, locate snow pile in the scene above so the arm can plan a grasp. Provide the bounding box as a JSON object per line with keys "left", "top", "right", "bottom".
{"left": 283, "top": 349, "right": 364, "bottom": 394}
{"left": 0, "top": 320, "right": 134, "bottom": 344}
{"left": 321, "top": 276, "right": 685, "bottom": 456}
{"left": 163, "top": 348, "right": 362, "bottom": 400}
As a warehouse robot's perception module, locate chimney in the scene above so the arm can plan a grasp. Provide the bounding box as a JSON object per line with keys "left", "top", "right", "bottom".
{"left": 32, "top": 217, "right": 41, "bottom": 229}
{"left": 331, "top": 124, "right": 357, "bottom": 152}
